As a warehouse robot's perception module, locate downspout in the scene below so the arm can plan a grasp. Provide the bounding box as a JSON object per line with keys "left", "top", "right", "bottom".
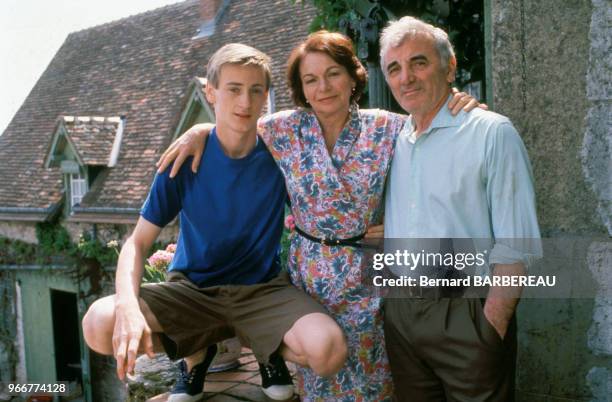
{"left": 15, "top": 279, "right": 26, "bottom": 383}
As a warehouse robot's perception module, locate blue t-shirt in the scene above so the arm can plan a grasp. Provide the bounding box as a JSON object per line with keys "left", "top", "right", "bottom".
{"left": 140, "top": 129, "right": 286, "bottom": 287}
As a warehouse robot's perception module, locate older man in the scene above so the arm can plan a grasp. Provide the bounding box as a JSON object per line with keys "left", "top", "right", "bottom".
{"left": 381, "top": 17, "right": 541, "bottom": 401}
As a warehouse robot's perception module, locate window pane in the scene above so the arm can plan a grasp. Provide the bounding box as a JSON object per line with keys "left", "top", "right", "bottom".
{"left": 70, "top": 173, "right": 88, "bottom": 207}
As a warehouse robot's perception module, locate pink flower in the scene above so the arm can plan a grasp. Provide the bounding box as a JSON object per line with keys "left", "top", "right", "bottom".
{"left": 165, "top": 243, "right": 177, "bottom": 253}
{"left": 284, "top": 214, "right": 296, "bottom": 231}
{"left": 147, "top": 250, "right": 174, "bottom": 271}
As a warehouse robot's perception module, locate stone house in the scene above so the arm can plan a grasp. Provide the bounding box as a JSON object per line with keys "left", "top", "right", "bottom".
{"left": 0, "top": 1, "right": 315, "bottom": 400}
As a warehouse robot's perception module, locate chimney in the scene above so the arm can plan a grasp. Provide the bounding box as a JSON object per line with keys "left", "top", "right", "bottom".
{"left": 194, "top": 0, "right": 226, "bottom": 39}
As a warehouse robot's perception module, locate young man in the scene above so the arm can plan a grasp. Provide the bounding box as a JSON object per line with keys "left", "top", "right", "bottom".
{"left": 381, "top": 17, "right": 541, "bottom": 401}
{"left": 82, "top": 44, "right": 347, "bottom": 402}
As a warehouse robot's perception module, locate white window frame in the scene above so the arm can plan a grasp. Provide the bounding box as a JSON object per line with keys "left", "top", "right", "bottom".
{"left": 70, "top": 172, "right": 88, "bottom": 207}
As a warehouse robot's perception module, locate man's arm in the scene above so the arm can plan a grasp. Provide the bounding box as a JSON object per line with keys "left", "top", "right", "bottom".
{"left": 113, "top": 217, "right": 162, "bottom": 380}
{"left": 483, "top": 262, "right": 525, "bottom": 338}
{"left": 484, "top": 120, "right": 542, "bottom": 339}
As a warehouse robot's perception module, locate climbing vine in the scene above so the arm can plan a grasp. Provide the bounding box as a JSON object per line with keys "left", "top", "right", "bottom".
{"left": 1, "top": 222, "right": 118, "bottom": 268}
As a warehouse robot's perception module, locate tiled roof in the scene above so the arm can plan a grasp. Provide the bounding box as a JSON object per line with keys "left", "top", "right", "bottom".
{"left": 60, "top": 116, "right": 121, "bottom": 166}
{"left": 0, "top": 0, "right": 316, "bottom": 221}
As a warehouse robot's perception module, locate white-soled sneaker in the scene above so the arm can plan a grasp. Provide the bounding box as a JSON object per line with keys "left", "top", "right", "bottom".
{"left": 258, "top": 351, "right": 294, "bottom": 400}
{"left": 168, "top": 344, "right": 217, "bottom": 402}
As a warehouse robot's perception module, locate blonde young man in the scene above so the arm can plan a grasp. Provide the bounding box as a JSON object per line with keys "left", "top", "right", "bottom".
{"left": 82, "top": 44, "right": 347, "bottom": 402}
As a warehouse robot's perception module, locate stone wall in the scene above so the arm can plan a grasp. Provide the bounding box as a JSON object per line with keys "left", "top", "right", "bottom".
{"left": 64, "top": 221, "right": 179, "bottom": 247}
{"left": 490, "top": 0, "right": 611, "bottom": 400}
{"left": 0, "top": 219, "right": 178, "bottom": 248}
{"left": 0, "top": 222, "right": 38, "bottom": 244}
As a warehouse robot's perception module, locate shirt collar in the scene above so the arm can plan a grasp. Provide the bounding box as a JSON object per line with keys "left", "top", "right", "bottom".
{"left": 404, "top": 94, "right": 467, "bottom": 143}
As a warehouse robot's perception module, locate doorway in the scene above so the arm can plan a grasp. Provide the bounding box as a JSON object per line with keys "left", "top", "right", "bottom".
{"left": 51, "top": 289, "right": 84, "bottom": 397}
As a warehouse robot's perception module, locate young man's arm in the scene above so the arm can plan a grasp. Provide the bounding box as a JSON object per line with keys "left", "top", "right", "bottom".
{"left": 113, "top": 217, "right": 162, "bottom": 380}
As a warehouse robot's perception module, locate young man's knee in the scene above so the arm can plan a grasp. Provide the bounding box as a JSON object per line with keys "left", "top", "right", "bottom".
{"left": 82, "top": 296, "right": 115, "bottom": 356}
{"left": 304, "top": 320, "right": 348, "bottom": 377}
{"left": 320, "top": 324, "right": 348, "bottom": 376}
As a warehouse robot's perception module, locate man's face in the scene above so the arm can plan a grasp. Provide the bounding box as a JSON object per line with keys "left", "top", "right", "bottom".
{"left": 205, "top": 63, "right": 268, "bottom": 136}
{"left": 383, "top": 34, "right": 456, "bottom": 116}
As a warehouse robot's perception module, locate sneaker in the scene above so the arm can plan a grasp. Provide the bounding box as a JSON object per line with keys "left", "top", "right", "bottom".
{"left": 168, "top": 344, "right": 217, "bottom": 402}
{"left": 259, "top": 351, "right": 294, "bottom": 400}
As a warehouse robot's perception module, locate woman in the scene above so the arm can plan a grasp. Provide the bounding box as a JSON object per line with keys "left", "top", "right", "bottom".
{"left": 158, "top": 31, "right": 479, "bottom": 401}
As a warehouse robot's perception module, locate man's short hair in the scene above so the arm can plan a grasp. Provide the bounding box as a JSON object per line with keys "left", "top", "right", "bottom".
{"left": 379, "top": 16, "right": 455, "bottom": 75}
{"left": 206, "top": 43, "right": 272, "bottom": 89}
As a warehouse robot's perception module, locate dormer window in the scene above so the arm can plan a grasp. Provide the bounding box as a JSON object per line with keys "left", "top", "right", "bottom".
{"left": 173, "top": 77, "right": 215, "bottom": 142}
{"left": 45, "top": 116, "right": 124, "bottom": 214}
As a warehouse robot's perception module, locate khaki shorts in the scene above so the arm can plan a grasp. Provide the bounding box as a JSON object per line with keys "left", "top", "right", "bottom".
{"left": 140, "top": 271, "right": 328, "bottom": 364}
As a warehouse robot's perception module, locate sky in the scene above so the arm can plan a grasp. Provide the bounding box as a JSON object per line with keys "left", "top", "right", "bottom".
{"left": 0, "top": 0, "right": 183, "bottom": 134}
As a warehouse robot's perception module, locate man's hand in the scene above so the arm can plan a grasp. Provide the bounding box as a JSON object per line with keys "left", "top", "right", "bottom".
{"left": 483, "top": 262, "right": 525, "bottom": 339}
{"left": 156, "top": 123, "right": 214, "bottom": 178}
{"left": 449, "top": 87, "right": 488, "bottom": 115}
{"left": 483, "top": 303, "right": 510, "bottom": 340}
{"left": 112, "top": 302, "right": 155, "bottom": 381}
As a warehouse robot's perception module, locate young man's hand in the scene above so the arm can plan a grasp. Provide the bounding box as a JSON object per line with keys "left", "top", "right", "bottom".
{"left": 448, "top": 87, "right": 488, "bottom": 115}
{"left": 112, "top": 302, "right": 155, "bottom": 380}
{"left": 156, "top": 123, "right": 214, "bottom": 178}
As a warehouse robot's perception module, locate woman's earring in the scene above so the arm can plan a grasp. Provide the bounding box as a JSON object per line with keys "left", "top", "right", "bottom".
{"left": 351, "top": 87, "right": 356, "bottom": 93}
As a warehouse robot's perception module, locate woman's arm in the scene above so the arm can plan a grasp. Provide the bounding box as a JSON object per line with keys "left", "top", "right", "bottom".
{"left": 156, "top": 123, "right": 214, "bottom": 178}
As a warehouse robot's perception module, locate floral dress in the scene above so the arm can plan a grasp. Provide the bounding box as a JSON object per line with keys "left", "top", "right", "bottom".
{"left": 259, "top": 106, "right": 406, "bottom": 401}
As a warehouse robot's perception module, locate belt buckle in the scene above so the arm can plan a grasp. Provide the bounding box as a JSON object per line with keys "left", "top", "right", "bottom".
{"left": 321, "top": 238, "right": 340, "bottom": 246}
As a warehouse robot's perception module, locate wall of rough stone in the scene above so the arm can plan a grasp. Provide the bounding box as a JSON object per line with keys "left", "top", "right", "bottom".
{"left": 490, "top": 0, "right": 611, "bottom": 400}
{"left": 63, "top": 221, "right": 179, "bottom": 248}
{"left": 0, "top": 222, "right": 38, "bottom": 244}
{"left": 0, "top": 220, "right": 178, "bottom": 248}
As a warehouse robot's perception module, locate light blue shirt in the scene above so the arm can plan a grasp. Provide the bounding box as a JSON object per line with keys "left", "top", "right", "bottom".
{"left": 384, "top": 96, "right": 542, "bottom": 273}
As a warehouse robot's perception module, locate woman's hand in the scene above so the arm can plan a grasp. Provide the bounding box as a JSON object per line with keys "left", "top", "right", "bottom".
{"left": 364, "top": 224, "right": 384, "bottom": 239}
{"left": 156, "top": 123, "right": 214, "bottom": 178}
{"left": 448, "top": 87, "right": 488, "bottom": 115}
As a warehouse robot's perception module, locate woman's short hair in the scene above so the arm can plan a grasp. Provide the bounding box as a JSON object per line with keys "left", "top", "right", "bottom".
{"left": 207, "top": 43, "right": 272, "bottom": 89}
{"left": 287, "top": 31, "right": 368, "bottom": 108}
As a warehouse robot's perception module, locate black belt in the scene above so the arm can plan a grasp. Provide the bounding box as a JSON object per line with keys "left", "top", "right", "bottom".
{"left": 294, "top": 226, "right": 369, "bottom": 248}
